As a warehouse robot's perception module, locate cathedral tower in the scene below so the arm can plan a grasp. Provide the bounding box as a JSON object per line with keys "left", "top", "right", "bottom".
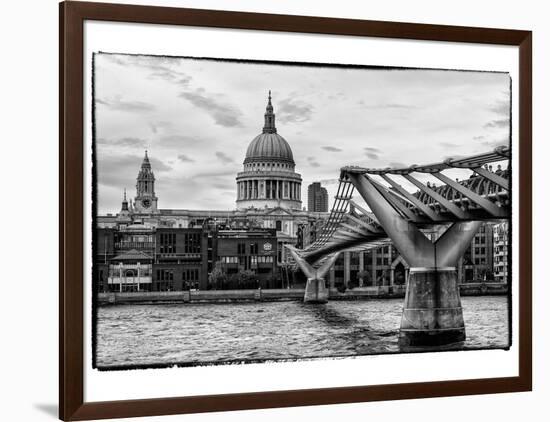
{"left": 134, "top": 151, "right": 159, "bottom": 214}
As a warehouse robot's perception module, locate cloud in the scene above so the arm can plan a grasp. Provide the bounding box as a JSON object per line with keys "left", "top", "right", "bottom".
{"left": 306, "top": 156, "right": 320, "bottom": 167}
{"left": 489, "top": 98, "right": 510, "bottom": 116}
{"left": 215, "top": 151, "right": 235, "bottom": 164}
{"left": 439, "top": 142, "right": 459, "bottom": 148}
{"left": 102, "top": 54, "right": 193, "bottom": 88}
{"left": 149, "top": 121, "right": 172, "bottom": 134}
{"left": 148, "top": 157, "right": 172, "bottom": 172}
{"left": 322, "top": 146, "right": 342, "bottom": 152}
{"left": 100, "top": 54, "right": 128, "bottom": 66}
{"left": 358, "top": 100, "right": 416, "bottom": 110}
{"left": 157, "top": 134, "right": 203, "bottom": 147}
{"left": 481, "top": 137, "right": 509, "bottom": 148}
{"left": 96, "top": 154, "right": 172, "bottom": 189}
{"left": 96, "top": 137, "right": 148, "bottom": 148}
{"left": 149, "top": 72, "right": 192, "bottom": 88}
{"left": 96, "top": 96, "right": 156, "bottom": 113}
{"left": 388, "top": 162, "right": 407, "bottom": 168}
{"left": 364, "top": 147, "right": 381, "bottom": 160}
{"left": 473, "top": 135, "right": 485, "bottom": 141}
{"left": 178, "top": 154, "right": 195, "bottom": 163}
{"left": 277, "top": 98, "right": 313, "bottom": 123}
{"left": 194, "top": 169, "right": 237, "bottom": 178}
{"left": 327, "top": 92, "right": 346, "bottom": 100}
{"left": 484, "top": 119, "right": 509, "bottom": 129}
{"left": 179, "top": 90, "right": 243, "bottom": 127}
{"left": 212, "top": 181, "right": 235, "bottom": 190}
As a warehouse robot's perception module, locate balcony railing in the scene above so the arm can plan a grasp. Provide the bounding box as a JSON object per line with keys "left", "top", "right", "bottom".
{"left": 108, "top": 276, "right": 153, "bottom": 284}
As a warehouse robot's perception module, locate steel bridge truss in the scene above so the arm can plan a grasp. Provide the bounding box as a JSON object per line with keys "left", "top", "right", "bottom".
{"left": 286, "top": 146, "right": 512, "bottom": 346}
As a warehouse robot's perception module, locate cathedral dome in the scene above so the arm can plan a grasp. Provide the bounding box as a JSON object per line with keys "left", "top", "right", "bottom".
{"left": 245, "top": 132, "right": 294, "bottom": 164}
{"left": 243, "top": 91, "right": 295, "bottom": 165}
{"left": 236, "top": 92, "right": 302, "bottom": 211}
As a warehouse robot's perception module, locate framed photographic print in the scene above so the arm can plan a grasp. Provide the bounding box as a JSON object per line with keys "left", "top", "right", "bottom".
{"left": 59, "top": 1, "right": 532, "bottom": 420}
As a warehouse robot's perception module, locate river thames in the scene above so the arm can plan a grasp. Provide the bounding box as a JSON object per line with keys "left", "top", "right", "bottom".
{"left": 95, "top": 295, "right": 510, "bottom": 369}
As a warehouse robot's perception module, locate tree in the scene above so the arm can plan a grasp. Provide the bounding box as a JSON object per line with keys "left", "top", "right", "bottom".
{"left": 357, "top": 270, "right": 371, "bottom": 285}
{"left": 477, "top": 265, "right": 494, "bottom": 281}
{"left": 208, "top": 261, "right": 228, "bottom": 290}
{"left": 376, "top": 269, "right": 388, "bottom": 286}
{"left": 279, "top": 262, "right": 293, "bottom": 288}
{"left": 226, "top": 270, "right": 257, "bottom": 289}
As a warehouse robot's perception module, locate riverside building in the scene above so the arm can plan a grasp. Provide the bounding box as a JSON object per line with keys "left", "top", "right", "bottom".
{"left": 95, "top": 93, "right": 329, "bottom": 291}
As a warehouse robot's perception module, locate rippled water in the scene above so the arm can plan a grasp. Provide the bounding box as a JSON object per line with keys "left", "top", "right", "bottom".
{"left": 95, "top": 296, "right": 510, "bottom": 369}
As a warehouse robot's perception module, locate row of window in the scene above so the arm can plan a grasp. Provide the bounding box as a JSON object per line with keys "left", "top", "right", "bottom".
{"left": 220, "top": 256, "right": 274, "bottom": 264}
{"left": 159, "top": 233, "right": 176, "bottom": 245}
{"left": 155, "top": 268, "right": 200, "bottom": 281}
{"left": 184, "top": 233, "right": 201, "bottom": 254}
{"left": 157, "top": 233, "right": 202, "bottom": 254}
{"left": 237, "top": 242, "right": 260, "bottom": 254}
{"left": 474, "top": 236, "right": 487, "bottom": 244}
{"left": 115, "top": 233, "right": 154, "bottom": 242}
{"left": 245, "top": 162, "right": 293, "bottom": 170}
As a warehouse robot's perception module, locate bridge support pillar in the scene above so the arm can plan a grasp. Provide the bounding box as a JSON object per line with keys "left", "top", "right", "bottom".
{"left": 285, "top": 246, "right": 340, "bottom": 304}
{"left": 400, "top": 267, "right": 465, "bottom": 348}
{"left": 304, "top": 277, "right": 329, "bottom": 304}
{"left": 348, "top": 172, "right": 482, "bottom": 348}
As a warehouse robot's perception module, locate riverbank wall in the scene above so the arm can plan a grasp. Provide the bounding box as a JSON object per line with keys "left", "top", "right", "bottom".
{"left": 97, "top": 282, "right": 507, "bottom": 305}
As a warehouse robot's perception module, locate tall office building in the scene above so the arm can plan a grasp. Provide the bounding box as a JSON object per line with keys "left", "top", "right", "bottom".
{"left": 307, "top": 182, "right": 329, "bottom": 212}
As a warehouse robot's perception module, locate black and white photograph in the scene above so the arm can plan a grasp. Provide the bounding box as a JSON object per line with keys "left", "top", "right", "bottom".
{"left": 92, "top": 52, "right": 512, "bottom": 370}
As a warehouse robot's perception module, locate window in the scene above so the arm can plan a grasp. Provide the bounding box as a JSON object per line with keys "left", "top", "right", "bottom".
{"left": 182, "top": 268, "right": 200, "bottom": 289}
{"left": 237, "top": 242, "right": 246, "bottom": 255}
{"left": 160, "top": 232, "right": 177, "bottom": 254}
{"left": 276, "top": 220, "right": 282, "bottom": 231}
{"left": 156, "top": 269, "right": 174, "bottom": 281}
{"left": 184, "top": 233, "right": 201, "bottom": 254}
{"left": 250, "top": 243, "right": 258, "bottom": 254}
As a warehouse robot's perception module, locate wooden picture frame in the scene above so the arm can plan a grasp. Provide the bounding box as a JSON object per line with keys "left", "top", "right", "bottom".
{"left": 59, "top": 1, "right": 532, "bottom": 420}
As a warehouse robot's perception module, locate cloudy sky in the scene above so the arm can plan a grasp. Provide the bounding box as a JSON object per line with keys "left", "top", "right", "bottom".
{"left": 93, "top": 53, "right": 510, "bottom": 214}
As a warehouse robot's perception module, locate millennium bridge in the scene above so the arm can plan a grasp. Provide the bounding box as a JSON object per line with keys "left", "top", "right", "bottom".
{"left": 286, "top": 146, "right": 511, "bottom": 348}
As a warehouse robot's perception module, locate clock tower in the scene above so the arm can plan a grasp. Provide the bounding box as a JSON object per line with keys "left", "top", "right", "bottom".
{"left": 134, "top": 151, "right": 159, "bottom": 214}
